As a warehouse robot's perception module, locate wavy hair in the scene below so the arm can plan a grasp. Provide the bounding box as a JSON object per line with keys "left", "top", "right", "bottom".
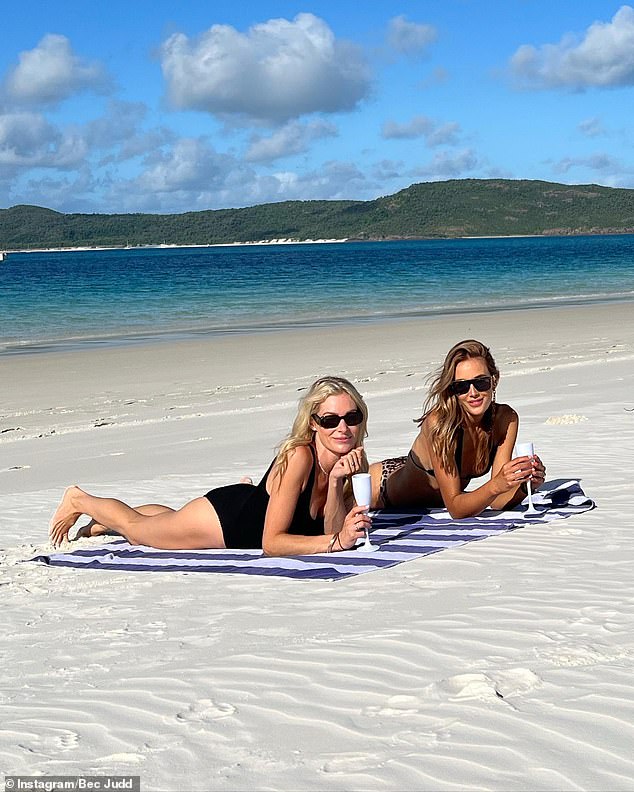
{"left": 417, "top": 340, "right": 499, "bottom": 476}
{"left": 274, "top": 375, "right": 368, "bottom": 479}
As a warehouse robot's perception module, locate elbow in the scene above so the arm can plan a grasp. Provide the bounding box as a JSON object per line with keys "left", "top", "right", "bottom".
{"left": 444, "top": 497, "right": 463, "bottom": 519}
{"left": 446, "top": 502, "right": 478, "bottom": 520}
{"left": 262, "top": 540, "right": 276, "bottom": 557}
{"left": 262, "top": 536, "right": 286, "bottom": 557}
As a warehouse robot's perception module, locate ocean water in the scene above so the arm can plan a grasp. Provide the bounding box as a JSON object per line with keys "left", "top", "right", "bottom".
{"left": 2, "top": 235, "right": 633, "bottom": 354}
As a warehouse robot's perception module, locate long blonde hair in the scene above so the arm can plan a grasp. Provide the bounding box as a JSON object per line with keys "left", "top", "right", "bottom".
{"left": 418, "top": 340, "right": 499, "bottom": 476}
{"left": 275, "top": 375, "right": 368, "bottom": 478}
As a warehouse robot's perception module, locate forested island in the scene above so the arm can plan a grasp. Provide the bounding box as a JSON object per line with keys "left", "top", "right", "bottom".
{"left": 2, "top": 178, "right": 634, "bottom": 251}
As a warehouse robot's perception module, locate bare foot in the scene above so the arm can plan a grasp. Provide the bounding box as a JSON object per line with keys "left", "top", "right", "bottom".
{"left": 73, "top": 520, "right": 116, "bottom": 540}
{"left": 50, "top": 486, "right": 84, "bottom": 547}
{"left": 239, "top": 476, "right": 254, "bottom": 485}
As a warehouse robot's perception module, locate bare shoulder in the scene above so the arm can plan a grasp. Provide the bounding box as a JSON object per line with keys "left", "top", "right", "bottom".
{"left": 285, "top": 444, "right": 314, "bottom": 472}
{"left": 281, "top": 445, "right": 315, "bottom": 487}
{"left": 419, "top": 409, "right": 439, "bottom": 435}
{"left": 495, "top": 403, "right": 518, "bottom": 425}
{"left": 269, "top": 444, "right": 313, "bottom": 493}
{"left": 493, "top": 403, "right": 519, "bottom": 444}
{"left": 410, "top": 412, "right": 437, "bottom": 465}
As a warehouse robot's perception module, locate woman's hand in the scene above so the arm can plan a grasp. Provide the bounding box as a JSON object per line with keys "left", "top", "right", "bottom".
{"left": 529, "top": 454, "right": 546, "bottom": 490}
{"left": 492, "top": 455, "right": 535, "bottom": 494}
{"left": 337, "top": 504, "right": 371, "bottom": 550}
{"left": 492, "top": 454, "right": 546, "bottom": 495}
{"left": 329, "top": 447, "right": 367, "bottom": 483}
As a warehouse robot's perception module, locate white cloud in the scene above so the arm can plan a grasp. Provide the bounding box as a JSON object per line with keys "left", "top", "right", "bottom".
{"left": 103, "top": 150, "right": 373, "bottom": 213}
{"left": 245, "top": 120, "right": 337, "bottom": 162}
{"left": 577, "top": 117, "right": 606, "bottom": 138}
{"left": 160, "top": 13, "right": 371, "bottom": 124}
{"left": 552, "top": 153, "right": 621, "bottom": 174}
{"left": 16, "top": 169, "right": 100, "bottom": 211}
{"left": 85, "top": 101, "right": 148, "bottom": 148}
{"left": 101, "top": 128, "right": 175, "bottom": 166}
{"left": 0, "top": 101, "right": 172, "bottom": 184}
{"left": 413, "top": 148, "right": 478, "bottom": 178}
{"left": 382, "top": 115, "right": 461, "bottom": 146}
{"left": 372, "top": 159, "right": 404, "bottom": 180}
{"left": 387, "top": 15, "right": 437, "bottom": 56}
{"left": 136, "top": 139, "right": 233, "bottom": 193}
{"left": 4, "top": 34, "right": 111, "bottom": 106}
{"left": 269, "top": 160, "right": 370, "bottom": 200}
{"left": 510, "top": 5, "right": 634, "bottom": 89}
{"left": 0, "top": 111, "right": 86, "bottom": 169}
{"left": 84, "top": 100, "right": 174, "bottom": 165}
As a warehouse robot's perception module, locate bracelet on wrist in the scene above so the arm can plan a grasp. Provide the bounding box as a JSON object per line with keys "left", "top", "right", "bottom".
{"left": 327, "top": 533, "right": 339, "bottom": 553}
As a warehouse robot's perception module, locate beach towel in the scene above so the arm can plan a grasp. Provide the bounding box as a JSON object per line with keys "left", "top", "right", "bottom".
{"left": 31, "top": 479, "right": 594, "bottom": 581}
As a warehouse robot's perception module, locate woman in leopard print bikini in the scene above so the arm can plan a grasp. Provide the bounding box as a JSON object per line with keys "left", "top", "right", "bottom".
{"left": 369, "top": 340, "right": 546, "bottom": 519}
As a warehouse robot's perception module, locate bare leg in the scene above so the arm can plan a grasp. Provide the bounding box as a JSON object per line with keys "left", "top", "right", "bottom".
{"left": 74, "top": 504, "right": 175, "bottom": 540}
{"left": 50, "top": 486, "right": 225, "bottom": 550}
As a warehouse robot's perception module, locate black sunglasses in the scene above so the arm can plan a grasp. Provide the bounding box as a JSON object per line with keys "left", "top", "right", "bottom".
{"left": 312, "top": 409, "right": 364, "bottom": 429}
{"left": 450, "top": 375, "right": 493, "bottom": 396}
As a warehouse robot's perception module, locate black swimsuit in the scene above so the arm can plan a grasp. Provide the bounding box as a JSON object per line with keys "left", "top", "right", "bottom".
{"left": 408, "top": 427, "right": 498, "bottom": 478}
{"left": 204, "top": 447, "right": 324, "bottom": 549}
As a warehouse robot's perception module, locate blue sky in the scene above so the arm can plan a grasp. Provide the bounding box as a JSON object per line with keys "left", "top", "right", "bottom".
{"left": 2, "top": 1, "right": 633, "bottom": 213}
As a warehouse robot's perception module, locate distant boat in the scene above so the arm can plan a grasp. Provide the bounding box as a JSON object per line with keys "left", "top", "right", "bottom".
{"left": 0, "top": 251, "right": 6, "bottom": 262}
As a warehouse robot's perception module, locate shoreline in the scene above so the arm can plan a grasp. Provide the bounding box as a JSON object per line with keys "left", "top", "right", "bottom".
{"left": 4, "top": 228, "right": 634, "bottom": 256}
{"left": 2, "top": 237, "right": 350, "bottom": 255}
{"left": 3, "top": 291, "right": 634, "bottom": 358}
{"left": 2, "top": 299, "right": 633, "bottom": 458}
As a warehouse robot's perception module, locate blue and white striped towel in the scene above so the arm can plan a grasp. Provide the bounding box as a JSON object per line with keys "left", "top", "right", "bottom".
{"left": 31, "top": 479, "right": 594, "bottom": 580}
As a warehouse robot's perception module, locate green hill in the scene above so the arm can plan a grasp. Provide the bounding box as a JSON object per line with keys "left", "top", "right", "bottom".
{"left": 2, "top": 178, "right": 634, "bottom": 250}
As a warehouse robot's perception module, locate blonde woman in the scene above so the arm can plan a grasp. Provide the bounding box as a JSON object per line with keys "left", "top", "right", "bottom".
{"left": 370, "top": 339, "right": 545, "bottom": 518}
{"left": 50, "top": 376, "right": 371, "bottom": 556}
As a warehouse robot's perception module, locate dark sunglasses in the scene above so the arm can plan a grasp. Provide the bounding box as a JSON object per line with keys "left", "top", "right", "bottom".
{"left": 450, "top": 375, "right": 493, "bottom": 396}
{"left": 312, "top": 409, "right": 364, "bottom": 429}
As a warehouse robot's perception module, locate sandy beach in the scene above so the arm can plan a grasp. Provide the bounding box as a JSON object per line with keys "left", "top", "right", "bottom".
{"left": 2, "top": 301, "right": 633, "bottom": 791}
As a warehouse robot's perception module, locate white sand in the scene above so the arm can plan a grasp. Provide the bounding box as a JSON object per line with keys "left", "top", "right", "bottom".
{"left": 1, "top": 302, "right": 633, "bottom": 791}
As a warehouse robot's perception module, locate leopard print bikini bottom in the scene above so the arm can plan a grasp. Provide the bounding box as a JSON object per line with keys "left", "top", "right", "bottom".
{"left": 379, "top": 456, "right": 407, "bottom": 507}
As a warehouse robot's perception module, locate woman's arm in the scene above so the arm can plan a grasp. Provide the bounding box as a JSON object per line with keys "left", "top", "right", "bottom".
{"left": 428, "top": 407, "right": 533, "bottom": 518}
{"left": 487, "top": 407, "right": 546, "bottom": 510}
{"left": 486, "top": 407, "right": 528, "bottom": 511}
{"left": 322, "top": 447, "right": 367, "bottom": 534}
{"left": 261, "top": 446, "right": 369, "bottom": 556}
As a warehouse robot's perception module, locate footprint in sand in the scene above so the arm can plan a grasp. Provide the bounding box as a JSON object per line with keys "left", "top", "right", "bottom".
{"left": 364, "top": 694, "right": 424, "bottom": 717}
{"left": 19, "top": 729, "right": 80, "bottom": 756}
{"left": 391, "top": 727, "right": 453, "bottom": 748}
{"left": 56, "top": 730, "right": 80, "bottom": 751}
{"left": 321, "top": 752, "right": 384, "bottom": 774}
{"left": 537, "top": 642, "right": 632, "bottom": 668}
{"left": 176, "top": 698, "right": 237, "bottom": 724}
{"left": 93, "top": 752, "right": 145, "bottom": 765}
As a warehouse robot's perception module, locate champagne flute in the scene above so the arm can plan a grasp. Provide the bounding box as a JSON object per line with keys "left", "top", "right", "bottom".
{"left": 351, "top": 473, "right": 377, "bottom": 552}
{"left": 514, "top": 441, "right": 540, "bottom": 516}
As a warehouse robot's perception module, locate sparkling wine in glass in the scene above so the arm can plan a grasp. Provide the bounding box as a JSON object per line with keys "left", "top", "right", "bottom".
{"left": 514, "top": 441, "right": 540, "bottom": 516}
{"left": 351, "top": 473, "right": 377, "bottom": 552}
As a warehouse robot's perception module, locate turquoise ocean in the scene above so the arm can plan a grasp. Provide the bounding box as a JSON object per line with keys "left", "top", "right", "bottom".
{"left": 2, "top": 235, "right": 633, "bottom": 355}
